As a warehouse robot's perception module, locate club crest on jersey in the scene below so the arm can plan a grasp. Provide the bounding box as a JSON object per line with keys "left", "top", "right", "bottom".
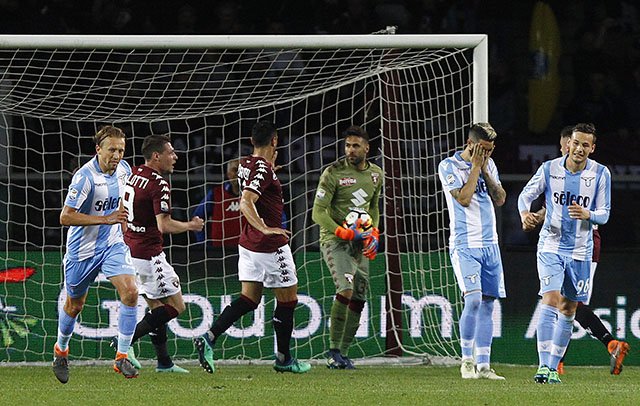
{"left": 371, "top": 172, "right": 380, "bottom": 185}
{"left": 339, "top": 177, "right": 357, "bottom": 186}
{"left": 582, "top": 176, "right": 595, "bottom": 187}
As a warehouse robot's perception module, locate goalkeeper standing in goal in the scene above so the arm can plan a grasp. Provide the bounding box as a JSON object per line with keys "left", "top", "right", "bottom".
{"left": 437, "top": 123, "right": 507, "bottom": 380}
{"left": 121, "top": 135, "right": 204, "bottom": 373}
{"left": 195, "top": 121, "right": 311, "bottom": 374}
{"left": 312, "top": 125, "right": 383, "bottom": 369}
{"left": 55, "top": 126, "right": 139, "bottom": 383}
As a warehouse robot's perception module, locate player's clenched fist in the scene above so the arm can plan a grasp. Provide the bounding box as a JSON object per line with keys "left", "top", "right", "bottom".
{"left": 189, "top": 216, "right": 205, "bottom": 231}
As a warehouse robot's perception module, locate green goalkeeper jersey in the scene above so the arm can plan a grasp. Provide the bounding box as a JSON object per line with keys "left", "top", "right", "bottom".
{"left": 312, "top": 158, "right": 383, "bottom": 243}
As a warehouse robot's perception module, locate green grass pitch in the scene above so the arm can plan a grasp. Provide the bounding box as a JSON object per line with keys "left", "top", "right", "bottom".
{"left": 0, "top": 363, "right": 636, "bottom": 405}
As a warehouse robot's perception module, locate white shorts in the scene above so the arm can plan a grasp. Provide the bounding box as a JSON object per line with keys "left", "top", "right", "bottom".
{"left": 238, "top": 244, "right": 298, "bottom": 288}
{"left": 132, "top": 252, "right": 181, "bottom": 300}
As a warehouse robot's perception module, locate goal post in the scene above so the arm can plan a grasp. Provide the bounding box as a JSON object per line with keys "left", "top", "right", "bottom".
{"left": 0, "top": 34, "right": 487, "bottom": 364}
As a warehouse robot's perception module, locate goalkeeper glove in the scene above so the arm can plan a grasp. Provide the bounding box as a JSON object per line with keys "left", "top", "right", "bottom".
{"left": 334, "top": 219, "right": 371, "bottom": 241}
{"left": 362, "top": 227, "right": 379, "bottom": 260}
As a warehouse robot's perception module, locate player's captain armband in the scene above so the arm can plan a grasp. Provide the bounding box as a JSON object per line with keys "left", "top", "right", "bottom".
{"left": 315, "top": 188, "right": 326, "bottom": 199}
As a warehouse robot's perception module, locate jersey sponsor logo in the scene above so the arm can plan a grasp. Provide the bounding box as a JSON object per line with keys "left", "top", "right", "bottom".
{"left": 339, "top": 177, "right": 357, "bottom": 186}
{"left": 127, "top": 223, "right": 146, "bottom": 233}
{"left": 95, "top": 196, "right": 120, "bottom": 211}
{"left": 226, "top": 201, "right": 240, "bottom": 212}
{"left": 68, "top": 188, "right": 78, "bottom": 200}
{"left": 315, "top": 188, "right": 326, "bottom": 199}
{"left": 350, "top": 188, "right": 368, "bottom": 207}
{"left": 553, "top": 190, "right": 590, "bottom": 207}
{"left": 160, "top": 201, "right": 169, "bottom": 212}
{"left": 550, "top": 174, "right": 565, "bottom": 180}
{"left": 446, "top": 174, "right": 456, "bottom": 185}
{"left": 371, "top": 172, "right": 380, "bottom": 185}
{"left": 582, "top": 176, "right": 595, "bottom": 187}
{"left": 94, "top": 182, "right": 106, "bottom": 187}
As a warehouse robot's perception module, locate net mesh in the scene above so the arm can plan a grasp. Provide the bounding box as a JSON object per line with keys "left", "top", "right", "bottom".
{"left": 0, "top": 40, "right": 477, "bottom": 363}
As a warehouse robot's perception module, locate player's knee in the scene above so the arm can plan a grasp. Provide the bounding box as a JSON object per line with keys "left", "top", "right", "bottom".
{"left": 463, "top": 291, "right": 482, "bottom": 312}
{"left": 173, "top": 301, "right": 187, "bottom": 314}
{"left": 65, "top": 302, "right": 84, "bottom": 317}
{"left": 119, "top": 286, "right": 138, "bottom": 306}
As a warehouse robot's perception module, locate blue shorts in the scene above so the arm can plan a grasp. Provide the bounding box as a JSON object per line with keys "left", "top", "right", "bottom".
{"left": 450, "top": 245, "right": 506, "bottom": 298}
{"left": 537, "top": 252, "right": 591, "bottom": 302}
{"left": 63, "top": 242, "right": 136, "bottom": 298}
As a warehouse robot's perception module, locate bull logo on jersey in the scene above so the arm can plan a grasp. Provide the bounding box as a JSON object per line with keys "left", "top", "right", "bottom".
{"left": 371, "top": 173, "right": 379, "bottom": 185}
{"left": 582, "top": 176, "right": 595, "bottom": 187}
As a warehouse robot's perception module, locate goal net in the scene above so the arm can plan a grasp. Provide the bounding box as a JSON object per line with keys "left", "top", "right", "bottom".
{"left": 0, "top": 34, "right": 487, "bottom": 364}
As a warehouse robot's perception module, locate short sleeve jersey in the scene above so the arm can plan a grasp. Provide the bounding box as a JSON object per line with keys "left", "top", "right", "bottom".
{"left": 438, "top": 152, "right": 501, "bottom": 249}
{"left": 63, "top": 156, "right": 131, "bottom": 261}
{"left": 237, "top": 155, "right": 287, "bottom": 252}
{"left": 517, "top": 156, "right": 611, "bottom": 261}
{"left": 123, "top": 165, "right": 172, "bottom": 259}
{"left": 313, "top": 159, "right": 383, "bottom": 243}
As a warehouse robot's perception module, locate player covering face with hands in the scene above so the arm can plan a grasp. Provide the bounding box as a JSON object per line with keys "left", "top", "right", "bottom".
{"left": 438, "top": 123, "right": 507, "bottom": 380}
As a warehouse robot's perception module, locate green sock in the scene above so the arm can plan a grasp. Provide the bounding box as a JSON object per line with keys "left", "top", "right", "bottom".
{"left": 329, "top": 300, "right": 348, "bottom": 350}
{"left": 340, "top": 308, "right": 362, "bottom": 354}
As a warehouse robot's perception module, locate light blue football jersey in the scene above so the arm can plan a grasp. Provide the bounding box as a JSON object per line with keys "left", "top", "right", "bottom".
{"left": 63, "top": 156, "right": 131, "bottom": 261}
{"left": 438, "top": 152, "right": 502, "bottom": 249}
{"left": 518, "top": 156, "right": 611, "bottom": 261}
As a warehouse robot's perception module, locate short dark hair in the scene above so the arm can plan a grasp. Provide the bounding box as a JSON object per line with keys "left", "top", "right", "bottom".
{"left": 342, "top": 125, "right": 369, "bottom": 142}
{"left": 468, "top": 123, "right": 497, "bottom": 142}
{"left": 572, "top": 122, "right": 597, "bottom": 143}
{"left": 560, "top": 125, "right": 574, "bottom": 139}
{"left": 251, "top": 121, "right": 277, "bottom": 147}
{"left": 141, "top": 134, "right": 171, "bottom": 160}
{"left": 94, "top": 125, "right": 126, "bottom": 146}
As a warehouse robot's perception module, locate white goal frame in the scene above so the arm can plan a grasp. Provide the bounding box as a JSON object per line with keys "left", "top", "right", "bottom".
{"left": 0, "top": 34, "right": 488, "bottom": 363}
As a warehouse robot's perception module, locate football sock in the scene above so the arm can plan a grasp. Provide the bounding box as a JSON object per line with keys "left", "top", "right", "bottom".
{"left": 273, "top": 300, "right": 297, "bottom": 364}
{"left": 132, "top": 304, "right": 179, "bottom": 343}
{"left": 329, "top": 293, "right": 349, "bottom": 350}
{"left": 117, "top": 302, "right": 138, "bottom": 354}
{"left": 150, "top": 323, "right": 173, "bottom": 367}
{"left": 210, "top": 294, "right": 258, "bottom": 339}
{"left": 459, "top": 291, "right": 481, "bottom": 359}
{"left": 549, "top": 312, "right": 575, "bottom": 369}
{"left": 475, "top": 297, "right": 495, "bottom": 370}
{"left": 56, "top": 308, "right": 77, "bottom": 352}
{"left": 536, "top": 303, "right": 558, "bottom": 367}
{"left": 339, "top": 299, "right": 365, "bottom": 354}
{"left": 575, "top": 302, "right": 614, "bottom": 347}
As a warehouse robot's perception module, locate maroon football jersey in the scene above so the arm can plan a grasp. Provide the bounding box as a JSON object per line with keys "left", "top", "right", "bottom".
{"left": 237, "top": 155, "right": 287, "bottom": 252}
{"left": 123, "top": 165, "right": 171, "bottom": 259}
